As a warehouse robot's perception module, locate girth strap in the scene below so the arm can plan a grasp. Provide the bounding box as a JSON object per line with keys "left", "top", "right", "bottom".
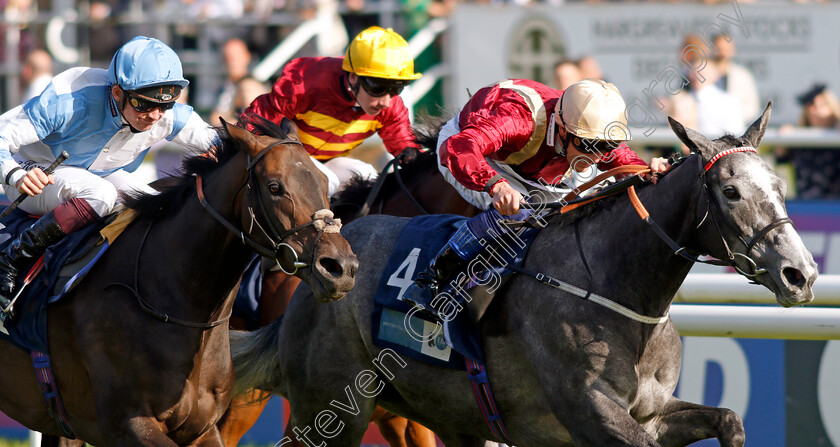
{"left": 31, "top": 351, "right": 81, "bottom": 440}
{"left": 465, "top": 357, "right": 515, "bottom": 445}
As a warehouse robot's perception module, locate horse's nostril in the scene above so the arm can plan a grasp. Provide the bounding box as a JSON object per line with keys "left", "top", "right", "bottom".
{"left": 319, "top": 257, "right": 344, "bottom": 278}
{"left": 782, "top": 267, "right": 805, "bottom": 288}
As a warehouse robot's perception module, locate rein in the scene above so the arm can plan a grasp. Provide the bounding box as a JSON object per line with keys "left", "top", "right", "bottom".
{"left": 511, "top": 164, "right": 671, "bottom": 325}
{"left": 355, "top": 156, "right": 429, "bottom": 218}
{"left": 108, "top": 219, "right": 232, "bottom": 329}
{"left": 511, "top": 150, "right": 791, "bottom": 324}
{"left": 111, "top": 137, "right": 342, "bottom": 329}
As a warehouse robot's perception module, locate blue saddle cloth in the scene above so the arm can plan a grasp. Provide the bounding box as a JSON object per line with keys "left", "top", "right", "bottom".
{"left": 0, "top": 209, "right": 110, "bottom": 353}
{"left": 372, "top": 215, "right": 538, "bottom": 369}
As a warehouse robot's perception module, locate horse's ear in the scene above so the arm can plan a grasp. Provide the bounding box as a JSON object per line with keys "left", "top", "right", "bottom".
{"left": 667, "top": 116, "right": 715, "bottom": 160}
{"left": 742, "top": 102, "right": 772, "bottom": 148}
{"left": 221, "top": 118, "right": 261, "bottom": 154}
{"left": 280, "top": 117, "right": 300, "bottom": 140}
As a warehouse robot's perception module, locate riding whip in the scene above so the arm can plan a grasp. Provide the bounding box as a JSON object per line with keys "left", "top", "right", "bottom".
{"left": 0, "top": 151, "right": 70, "bottom": 220}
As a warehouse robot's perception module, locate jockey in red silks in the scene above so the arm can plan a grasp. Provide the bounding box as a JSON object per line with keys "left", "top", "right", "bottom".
{"left": 244, "top": 26, "right": 423, "bottom": 197}
{"left": 0, "top": 36, "right": 220, "bottom": 318}
{"left": 401, "top": 78, "right": 673, "bottom": 309}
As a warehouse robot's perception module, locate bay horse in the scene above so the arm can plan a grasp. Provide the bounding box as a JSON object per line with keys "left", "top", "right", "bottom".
{"left": 229, "top": 105, "right": 818, "bottom": 446}
{"left": 3, "top": 116, "right": 357, "bottom": 446}
{"left": 218, "top": 122, "right": 481, "bottom": 447}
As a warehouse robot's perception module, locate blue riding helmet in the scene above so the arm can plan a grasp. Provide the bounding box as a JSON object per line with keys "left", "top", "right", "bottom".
{"left": 108, "top": 36, "right": 189, "bottom": 92}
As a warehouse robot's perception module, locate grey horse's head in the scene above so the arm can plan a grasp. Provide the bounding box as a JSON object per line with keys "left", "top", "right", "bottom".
{"left": 668, "top": 103, "right": 818, "bottom": 307}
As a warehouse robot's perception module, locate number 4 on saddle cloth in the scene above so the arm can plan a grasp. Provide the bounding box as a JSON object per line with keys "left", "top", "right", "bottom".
{"left": 372, "top": 214, "right": 539, "bottom": 368}
{"left": 0, "top": 208, "right": 122, "bottom": 353}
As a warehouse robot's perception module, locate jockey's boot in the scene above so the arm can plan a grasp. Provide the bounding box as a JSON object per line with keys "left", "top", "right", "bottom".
{"left": 400, "top": 243, "right": 465, "bottom": 311}
{"left": 400, "top": 222, "right": 482, "bottom": 312}
{"left": 0, "top": 211, "right": 67, "bottom": 317}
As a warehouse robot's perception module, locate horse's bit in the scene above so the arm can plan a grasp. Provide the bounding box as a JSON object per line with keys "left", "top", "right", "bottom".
{"left": 197, "top": 139, "right": 342, "bottom": 275}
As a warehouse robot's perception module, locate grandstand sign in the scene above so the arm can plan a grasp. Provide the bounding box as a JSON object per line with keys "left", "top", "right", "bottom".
{"left": 448, "top": 1, "right": 840, "bottom": 126}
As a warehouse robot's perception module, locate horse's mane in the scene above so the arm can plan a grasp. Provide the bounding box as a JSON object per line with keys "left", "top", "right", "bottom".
{"left": 330, "top": 113, "right": 452, "bottom": 219}
{"left": 413, "top": 113, "right": 450, "bottom": 151}
{"left": 122, "top": 113, "right": 292, "bottom": 220}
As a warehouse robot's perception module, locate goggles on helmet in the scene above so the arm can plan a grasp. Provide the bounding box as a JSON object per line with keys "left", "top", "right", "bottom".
{"left": 570, "top": 133, "right": 622, "bottom": 156}
{"left": 358, "top": 76, "right": 407, "bottom": 98}
{"left": 127, "top": 92, "right": 176, "bottom": 113}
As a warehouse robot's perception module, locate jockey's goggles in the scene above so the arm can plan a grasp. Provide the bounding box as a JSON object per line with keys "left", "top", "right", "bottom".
{"left": 127, "top": 92, "right": 176, "bottom": 113}
{"left": 570, "top": 133, "right": 622, "bottom": 156}
{"left": 358, "top": 76, "right": 408, "bottom": 97}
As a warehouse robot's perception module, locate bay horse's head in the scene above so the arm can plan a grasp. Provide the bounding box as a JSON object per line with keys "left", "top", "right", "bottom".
{"left": 668, "top": 103, "right": 818, "bottom": 307}
{"left": 221, "top": 116, "right": 358, "bottom": 302}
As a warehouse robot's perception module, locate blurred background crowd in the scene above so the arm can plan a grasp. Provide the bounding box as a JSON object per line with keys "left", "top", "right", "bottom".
{"left": 1, "top": 0, "right": 839, "bottom": 200}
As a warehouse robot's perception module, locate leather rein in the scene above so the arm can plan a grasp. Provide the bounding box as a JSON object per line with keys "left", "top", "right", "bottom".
{"left": 355, "top": 156, "right": 429, "bottom": 218}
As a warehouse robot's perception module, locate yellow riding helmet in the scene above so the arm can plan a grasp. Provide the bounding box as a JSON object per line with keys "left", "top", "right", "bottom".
{"left": 342, "top": 27, "right": 422, "bottom": 81}
{"left": 556, "top": 79, "right": 630, "bottom": 142}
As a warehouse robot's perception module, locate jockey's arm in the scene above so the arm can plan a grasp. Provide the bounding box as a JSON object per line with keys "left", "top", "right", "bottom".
{"left": 440, "top": 103, "right": 535, "bottom": 193}
{"left": 377, "top": 96, "right": 420, "bottom": 157}
{"left": 599, "top": 143, "right": 671, "bottom": 183}
{"left": 170, "top": 111, "right": 223, "bottom": 153}
{"left": 0, "top": 105, "right": 53, "bottom": 195}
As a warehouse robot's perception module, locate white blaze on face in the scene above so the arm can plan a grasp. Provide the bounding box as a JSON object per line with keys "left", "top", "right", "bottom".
{"left": 744, "top": 157, "right": 786, "bottom": 218}
{"left": 743, "top": 157, "right": 818, "bottom": 283}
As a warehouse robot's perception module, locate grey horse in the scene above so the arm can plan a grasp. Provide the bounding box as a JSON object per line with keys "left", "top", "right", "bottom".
{"left": 231, "top": 105, "right": 818, "bottom": 447}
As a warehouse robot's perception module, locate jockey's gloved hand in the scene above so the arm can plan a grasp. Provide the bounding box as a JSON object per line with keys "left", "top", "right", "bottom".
{"left": 397, "top": 147, "right": 424, "bottom": 166}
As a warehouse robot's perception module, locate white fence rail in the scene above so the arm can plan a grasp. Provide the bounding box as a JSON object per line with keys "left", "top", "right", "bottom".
{"left": 671, "top": 305, "right": 840, "bottom": 340}
{"left": 675, "top": 274, "right": 840, "bottom": 306}
{"left": 671, "top": 273, "right": 840, "bottom": 340}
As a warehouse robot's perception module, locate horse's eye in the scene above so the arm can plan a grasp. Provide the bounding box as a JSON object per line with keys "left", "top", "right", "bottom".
{"left": 268, "top": 182, "right": 285, "bottom": 195}
{"left": 723, "top": 186, "right": 740, "bottom": 200}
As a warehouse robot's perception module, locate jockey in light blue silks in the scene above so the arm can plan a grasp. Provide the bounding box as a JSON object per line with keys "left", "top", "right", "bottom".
{"left": 401, "top": 79, "right": 673, "bottom": 310}
{"left": 0, "top": 36, "right": 220, "bottom": 317}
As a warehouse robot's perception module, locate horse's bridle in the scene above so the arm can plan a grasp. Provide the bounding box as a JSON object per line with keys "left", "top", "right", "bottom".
{"left": 695, "top": 147, "right": 793, "bottom": 279}
{"left": 630, "top": 148, "right": 793, "bottom": 281}
{"left": 108, "top": 138, "right": 342, "bottom": 330}
{"left": 197, "top": 139, "right": 342, "bottom": 275}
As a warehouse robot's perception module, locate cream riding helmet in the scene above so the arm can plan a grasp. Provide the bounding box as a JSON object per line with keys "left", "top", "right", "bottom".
{"left": 553, "top": 78, "right": 630, "bottom": 157}
{"left": 342, "top": 26, "right": 422, "bottom": 98}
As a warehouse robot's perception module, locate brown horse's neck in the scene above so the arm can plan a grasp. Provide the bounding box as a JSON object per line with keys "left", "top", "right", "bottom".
{"left": 378, "top": 154, "right": 480, "bottom": 218}
{"left": 149, "top": 152, "right": 255, "bottom": 322}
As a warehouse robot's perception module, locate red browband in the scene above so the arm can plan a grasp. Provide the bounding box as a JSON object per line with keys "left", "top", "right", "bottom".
{"left": 704, "top": 147, "right": 757, "bottom": 171}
